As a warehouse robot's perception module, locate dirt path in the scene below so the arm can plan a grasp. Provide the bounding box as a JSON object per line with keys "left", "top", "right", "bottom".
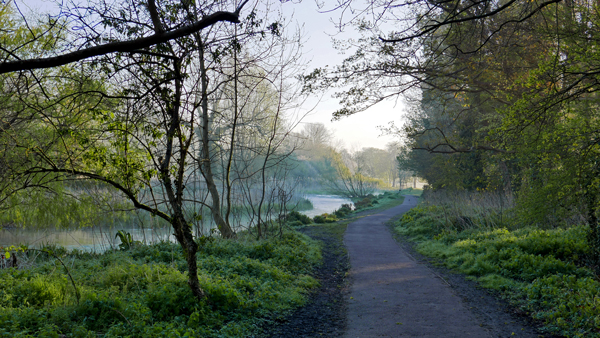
{"left": 344, "top": 195, "right": 492, "bottom": 337}
{"left": 266, "top": 224, "right": 348, "bottom": 337}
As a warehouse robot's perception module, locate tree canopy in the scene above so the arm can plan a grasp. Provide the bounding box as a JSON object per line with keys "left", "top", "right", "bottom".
{"left": 307, "top": 0, "right": 600, "bottom": 254}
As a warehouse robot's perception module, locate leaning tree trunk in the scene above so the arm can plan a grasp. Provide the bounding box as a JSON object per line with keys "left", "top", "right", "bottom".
{"left": 159, "top": 56, "right": 207, "bottom": 301}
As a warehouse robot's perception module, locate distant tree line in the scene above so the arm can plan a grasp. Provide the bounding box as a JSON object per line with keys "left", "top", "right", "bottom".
{"left": 290, "top": 123, "right": 404, "bottom": 197}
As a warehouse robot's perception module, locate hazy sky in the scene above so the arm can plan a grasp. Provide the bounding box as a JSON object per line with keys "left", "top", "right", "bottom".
{"left": 21, "top": 0, "right": 406, "bottom": 150}
{"left": 280, "top": 1, "right": 405, "bottom": 150}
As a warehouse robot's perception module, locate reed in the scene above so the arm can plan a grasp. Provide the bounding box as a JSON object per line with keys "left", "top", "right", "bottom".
{"left": 421, "top": 189, "right": 515, "bottom": 231}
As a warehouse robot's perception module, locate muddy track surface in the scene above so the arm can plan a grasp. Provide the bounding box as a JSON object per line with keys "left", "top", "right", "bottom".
{"left": 265, "top": 224, "right": 349, "bottom": 337}
{"left": 266, "top": 197, "right": 562, "bottom": 338}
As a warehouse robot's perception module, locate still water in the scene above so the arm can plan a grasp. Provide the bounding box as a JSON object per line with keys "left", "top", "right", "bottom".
{"left": 301, "top": 194, "right": 352, "bottom": 218}
{"left": 0, "top": 194, "right": 352, "bottom": 252}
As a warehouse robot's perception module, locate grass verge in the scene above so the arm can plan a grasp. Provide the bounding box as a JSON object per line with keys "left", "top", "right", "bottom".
{"left": 398, "top": 188, "right": 423, "bottom": 197}
{"left": 394, "top": 205, "right": 599, "bottom": 338}
{"left": 351, "top": 191, "right": 407, "bottom": 213}
{"left": 0, "top": 230, "right": 320, "bottom": 337}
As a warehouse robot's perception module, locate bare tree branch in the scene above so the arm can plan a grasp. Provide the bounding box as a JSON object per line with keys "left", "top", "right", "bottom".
{"left": 0, "top": 7, "right": 247, "bottom": 74}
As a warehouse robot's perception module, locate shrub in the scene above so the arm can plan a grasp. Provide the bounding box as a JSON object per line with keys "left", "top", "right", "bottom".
{"left": 313, "top": 213, "right": 337, "bottom": 224}
{"left": 285, "top": 211, "right": 312, "bottom": 225}
{"left": 354, "top": 196, "right": 373, "bottom": 209}
{"left": 334, "top": 204, "right": 353, "bottom": 218}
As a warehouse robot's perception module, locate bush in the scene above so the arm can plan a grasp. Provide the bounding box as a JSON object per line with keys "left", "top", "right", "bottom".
{"left": 354, "top": 196, "right": 374, "bottom": 209}
{"left": 333, "top": 204, "right": 353, "bottom": 218}
{"left": 313, "top": 215, "right": 325, "bottom": 223}
{"left": 314, "top": 213, "right": 337, "bottom": 224}
{"left": 285, "top": 211, "right": 312, "bottom": 225}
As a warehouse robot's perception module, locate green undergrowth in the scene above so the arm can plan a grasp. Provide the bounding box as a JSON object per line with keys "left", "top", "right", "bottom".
{"left": 394, "top": 205, "right": 599, "bottom": 338}
{"left": 398, "top": 188, "right": 423, "bottom": 196}
{"left": 0, "top": 230, "right": 320, "bottom": 337}
{"left": 352, "top": 191, "right": 406, "bottom": 212}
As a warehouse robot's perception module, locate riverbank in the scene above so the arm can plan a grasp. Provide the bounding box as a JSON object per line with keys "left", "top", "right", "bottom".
{"left": 0, "top": 196, "right": 315, "bottom": 253}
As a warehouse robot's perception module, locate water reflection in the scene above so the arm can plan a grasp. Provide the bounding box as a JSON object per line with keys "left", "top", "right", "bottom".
{"left": 0, "top": 225, "right": 175, "bottom": 252}
{"left": 0, "top": 194, "right": 352, "bottom": 252}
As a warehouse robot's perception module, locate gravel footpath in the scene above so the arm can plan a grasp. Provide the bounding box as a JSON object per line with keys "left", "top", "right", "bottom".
{"left": 344, "top": 196, "right": 493, "bottom": 337}
{"left": 393, "top": 233, "right": 563, "bottom": 338}
{"left": 265, "top": 196, "right": 562, "bottom": 338}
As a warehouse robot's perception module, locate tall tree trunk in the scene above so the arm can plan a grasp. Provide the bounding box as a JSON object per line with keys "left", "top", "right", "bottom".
{"left": 171, "top": 215, "right": 205, "bottom": 300}
{"left": 159, "top": 57, "right": 206, "bottom": 300}
{"left": 197, "top": 40, "right": 235, "bottom": 238}
{"left": 225, "top": 29, "right": 239, "bottom": 229}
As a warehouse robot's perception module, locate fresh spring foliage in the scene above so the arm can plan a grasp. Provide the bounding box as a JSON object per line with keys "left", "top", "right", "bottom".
{"left": 333, "top": 204, "right": 353, "bottom": 218}
{"left": 395, "top": 206, "right": 600, "bottom": 337}
{"left": 115, "top": 230, "right": 141, "bottom": 250}
{"left": 0, "top": 230, "right": 320, "bottom": 337}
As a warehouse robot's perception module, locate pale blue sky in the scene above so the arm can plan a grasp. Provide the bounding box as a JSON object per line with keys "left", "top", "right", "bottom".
{"left": 280, "top": 1, "right": 404, "bottom": 150}
{"left": 19, "top": 0, "right": 405, "bottom": 150}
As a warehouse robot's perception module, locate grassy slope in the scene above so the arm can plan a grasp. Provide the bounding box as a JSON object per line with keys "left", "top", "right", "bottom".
{"left": 0, "top": 231, "right": 321, "bottom": 337}
{"left": 394, "top": 205, "right": 599, "bottom": 338}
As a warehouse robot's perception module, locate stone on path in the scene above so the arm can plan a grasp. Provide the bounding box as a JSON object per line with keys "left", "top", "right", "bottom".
{"left": 344, "top": 195, "right": 491, "bottom": 338}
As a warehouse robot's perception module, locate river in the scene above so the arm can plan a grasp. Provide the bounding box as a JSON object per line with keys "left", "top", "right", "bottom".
{"left": 301, "top": 194, "right": 353, "bottom": 217}
{"left": 0, "top": 194, "right": 352, "bottom": 252}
